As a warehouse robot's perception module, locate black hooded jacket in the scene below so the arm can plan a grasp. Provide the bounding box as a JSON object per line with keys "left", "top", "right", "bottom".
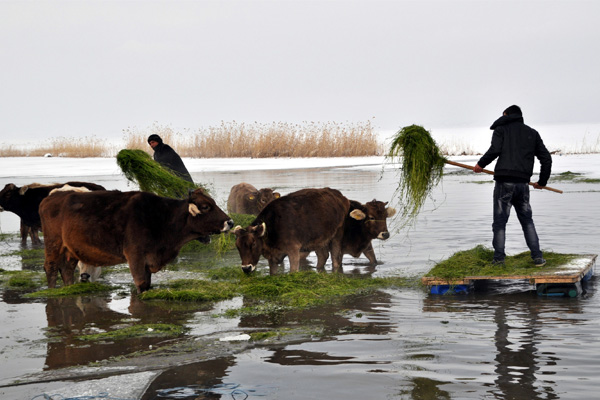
{"left": 477, "top": 114, "right": 552, "bottom": 186}
{"left": 152, "top": 143, "right": 194, "bottom": 183}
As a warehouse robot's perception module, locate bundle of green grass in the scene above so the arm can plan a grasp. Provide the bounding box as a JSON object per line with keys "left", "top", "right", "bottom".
{"left": 387, "top": 125, "right": 446, "bottom": 224}
{"left": 116, "top": 149, "right": 198, "bottom": 198}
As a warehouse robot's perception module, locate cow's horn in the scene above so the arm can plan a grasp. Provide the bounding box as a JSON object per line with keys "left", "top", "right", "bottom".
{"left": 189, "top": 203, "right": 201, "bottom": 216}
{"left": 386, "top": 207, "right": 397, "bottom": 217}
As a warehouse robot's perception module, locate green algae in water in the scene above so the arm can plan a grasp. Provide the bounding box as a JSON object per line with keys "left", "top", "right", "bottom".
{"left": 78, "top": 323, "right": 184, "bottom": 341}
{"left": 25, "top": 282, "right": 113, "bottom": 298}
{"left": 388, "top": 125, "right": 446, "bottom": 225}
{"left": 425, "top": 245, "right": 578, "bottom": 281}
{"left": 116, "top": 149, "right": 198, "bottom": 198}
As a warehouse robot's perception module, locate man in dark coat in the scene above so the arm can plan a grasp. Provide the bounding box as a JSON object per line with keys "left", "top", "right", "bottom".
{"left": 147, "top": 134, "right": 194, "bottom": 183}
{"left": 473, "top": 105, "right": 552, "bottom": 267}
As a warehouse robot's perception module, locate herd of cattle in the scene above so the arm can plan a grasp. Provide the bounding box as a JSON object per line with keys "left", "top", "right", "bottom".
{"left": 0, "top": 181, "right": 395, "bottom": 293}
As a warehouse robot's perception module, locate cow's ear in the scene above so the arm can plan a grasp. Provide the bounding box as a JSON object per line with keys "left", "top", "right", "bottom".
{"left": 273, "top": 192, "right": 280, "bottom": 199}
{"left": 386, "top": 207, "right": 397, "bottom": 218}
{"left": 247, "top": 194, "right": 255, "bottom": 201}
{"left": 350, "top": 209, "right": 366, "bottom": 220}
{"left": 188, "top": 203, "right": 201, "bottom": 216}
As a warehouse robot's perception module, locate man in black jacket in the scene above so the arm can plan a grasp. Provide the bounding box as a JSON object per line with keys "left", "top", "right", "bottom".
{"left": 474, "top": 105, "right": 552, "bottom": 267}
{"left": 147, "top": 134, "right": 194, "bottom": 183}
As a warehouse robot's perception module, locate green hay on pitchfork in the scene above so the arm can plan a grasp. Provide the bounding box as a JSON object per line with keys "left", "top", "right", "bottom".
{"left": 387, "top": 125, "right": 446, "bottom": 225}
{"left": 116, "top": 149, "right": 198, "bottom": 198}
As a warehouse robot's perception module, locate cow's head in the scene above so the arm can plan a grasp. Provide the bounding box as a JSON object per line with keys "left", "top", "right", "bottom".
{"left": 233, "top": 223, "right": 266, "bottom": 274}
{"left": 256, "top": 188, "right": 280, "bottom": 212}
{"left": 188, "top": 189, "right": 234, "bottom": 239}
{"left": 245, "top": 188, "right": 280, "bottom": 214}
{"left": 0, "top": 183, "right": 20, "bottom": 212}
{"left": 348, "top": 200, "right": 396, "bottom": 240}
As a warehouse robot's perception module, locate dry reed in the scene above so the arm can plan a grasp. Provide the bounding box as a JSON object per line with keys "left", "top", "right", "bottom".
{"left": 1, "top": 121, "right": 382, "bottom": 158}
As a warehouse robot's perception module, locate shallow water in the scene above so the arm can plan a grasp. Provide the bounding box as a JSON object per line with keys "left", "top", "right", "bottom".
{"left": 1, "top": 159, "right": 599, "bottom": 399}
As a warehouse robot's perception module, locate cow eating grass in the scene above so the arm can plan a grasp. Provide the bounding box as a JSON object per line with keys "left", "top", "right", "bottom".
{"left": 233, "top": 187, "right": 361, "bottom": 275}
{"left": 39, "top": 188, "right": 233, "bottom": 293}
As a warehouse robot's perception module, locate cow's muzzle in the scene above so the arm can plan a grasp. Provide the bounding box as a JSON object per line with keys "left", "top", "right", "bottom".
{"left": 241, "top": 264, "right": 256, "bottom": 274}
{"left": 222, "top": 219, "right": 234, "bottom": 232}
{"left": 378, "top": 231, "right": 390, "bottom": 240}
{"left": 80, "top": 273, "right": 91, "bottom": 283}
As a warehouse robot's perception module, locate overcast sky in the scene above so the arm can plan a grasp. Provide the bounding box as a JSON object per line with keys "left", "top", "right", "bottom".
{"left": 1, "top": 0, "right": 599, "bottom": 144}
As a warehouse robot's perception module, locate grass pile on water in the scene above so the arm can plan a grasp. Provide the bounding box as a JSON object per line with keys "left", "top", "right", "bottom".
{"left": 0, "top": 270, "right": 46, "bottom": 289}
{"left": 116, "top": 149, "right": 198, "bottom": 198}
{"left": 141, "top": 268, "right": 414, "bottom": 317}
{"left": 78, "top": 323, "right": 184, "bottom": 341}
{"left": 25, "top": 282, "right": 113, "bottom": 298}
{"left": 388, "top": 125, "right": 446, "bottom": 225}
{"left": 424, "top": 245, "right": 578, "bottom": 281}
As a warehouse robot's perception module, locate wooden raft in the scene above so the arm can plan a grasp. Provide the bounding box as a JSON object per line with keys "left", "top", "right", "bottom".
{"left": 422, "top": 254, "right": 597, "bottom": 287}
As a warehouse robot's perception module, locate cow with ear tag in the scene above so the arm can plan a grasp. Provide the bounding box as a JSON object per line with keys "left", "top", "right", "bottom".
{"left": 227, "top": 182, "right": 280, "bottom": 215}
{"left": 233, "top": 187, "right": 365, "bottom": 275}
{"left": 39, "top": 188, "right": 233, "bottom": 293}
{"left": 340, "top": 199, "right": 396, "bottom": 266}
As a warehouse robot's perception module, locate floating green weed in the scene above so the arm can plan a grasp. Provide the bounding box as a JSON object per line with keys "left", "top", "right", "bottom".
{"left": 425, "top": 245, "right": 578, "bottom": 280}
{"left": 142, "top": 267, "right": 413, "bottom": 317}
{"left": 78, "top": 323, "right": 184, "bottom": 341}
{"left": 387, "top": 125, "right": 446, "bottom": 226}
{"left": 139, "top": 279, "right": 239, "bottom": 302}
{"left": 25, "top": 282, "right": 113, "bottom": 298}
{"left": 116, "top": 149, "right": 198, "bottom": 198}
{"left": 0, "top": 270, "right": 45, "bottom": 289}
{"left": 551, "top": 171, "right": 600, "bottom": 183}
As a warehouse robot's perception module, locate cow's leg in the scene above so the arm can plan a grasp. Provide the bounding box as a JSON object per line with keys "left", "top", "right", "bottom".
{"left": 20, "top": 220, "right": 28, "bottom": 245}
{"left": 330, "top": 237, "right": 344, "bottom": 273}
{"left": 363, "top": 242, "right": 378, "bottom": 266}
{"left": 315, "top": 247, "right": 330, "bottom": 271}
{"left": 31, "top": 227, "right": 41, "bottom": 246}
{"left": 44, "top": 259, "right": 59, "bottom": 288}
{"left": 268, "top": 259, "right": 279, "bottom": 275}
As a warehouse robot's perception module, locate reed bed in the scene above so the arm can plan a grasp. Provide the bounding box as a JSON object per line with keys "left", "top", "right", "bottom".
{"left": 0, "top": 121, "right": 382, "bottom": 158}
{"left": 0, "top": 136, "right": 116, "bottom": 157}
{"left": 125, "top": 120, "right": 382, "bottom": 158}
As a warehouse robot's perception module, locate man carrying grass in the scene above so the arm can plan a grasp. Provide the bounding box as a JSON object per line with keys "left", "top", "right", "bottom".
{"left": 473, "top": 105, "right": 552, "bottom": 267}
{"left": 148, "top": 134, "right": 194, "bottom": 183}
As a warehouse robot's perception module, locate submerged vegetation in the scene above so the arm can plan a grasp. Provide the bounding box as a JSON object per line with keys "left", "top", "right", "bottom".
{"left": 25, "top": 282, "right": 113, "bottom": 298}
{"left": 425, "top": 245, "right": 578, "bottom": 281}
{"left": 78, "top": 323, "right": 185, "bottom": 341}
{"left": 141, "top": 267, "right": 415, "bottom": 317}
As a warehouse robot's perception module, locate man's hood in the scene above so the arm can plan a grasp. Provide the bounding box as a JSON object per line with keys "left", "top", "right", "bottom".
{"left": 490, "top": 114, "right": 524, "bottom": 130}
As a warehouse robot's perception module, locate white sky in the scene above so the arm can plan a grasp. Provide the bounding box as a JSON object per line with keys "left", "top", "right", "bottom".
{"left": 1, "top": 0, "right": 599, "bottom": 144}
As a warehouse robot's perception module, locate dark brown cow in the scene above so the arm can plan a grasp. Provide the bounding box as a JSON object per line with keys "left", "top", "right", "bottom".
{"left": 227, "top": 182, "right": 280, "bottom": 215}
{"left": 300, "top": 199, "right": 396, "bottom": 267}
{"left": 0, "top": 181, "right": 105, "bottom": 245}
{"left": 233, "top": 187, "right": 360, "bottom": 275}
{"left": 39, "top": 188, "right": 233, "bottom": 293}
{"left": 339, "top": 199, "right": 396, "bottom": 265}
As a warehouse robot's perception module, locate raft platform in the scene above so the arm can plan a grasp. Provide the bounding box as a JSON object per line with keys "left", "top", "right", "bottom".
{"left": 422, "top": 254, "right": 597, "bottom": 297}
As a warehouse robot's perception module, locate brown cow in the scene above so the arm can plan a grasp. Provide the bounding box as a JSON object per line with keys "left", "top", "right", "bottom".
{"left": 339, "top": 199, "right": 396, "bottom": 265}
{"left": 301, "top": 199, "right": 396, "bottom": 267}
{"left": 233, "top": 187, "right": 360, "bottom": 275}
{"left": 0, "top": 181, "right": 105, "bottom": 245}
{"left": 227, "top": 182, "right": 280, "bottom": 215}
{"left": 39, "top": 188, "right": 233, "bottom": 293}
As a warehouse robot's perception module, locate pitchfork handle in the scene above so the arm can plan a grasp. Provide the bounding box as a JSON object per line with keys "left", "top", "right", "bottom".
{"left": 444, "top": 160, "right": 563, "bottom": 194}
